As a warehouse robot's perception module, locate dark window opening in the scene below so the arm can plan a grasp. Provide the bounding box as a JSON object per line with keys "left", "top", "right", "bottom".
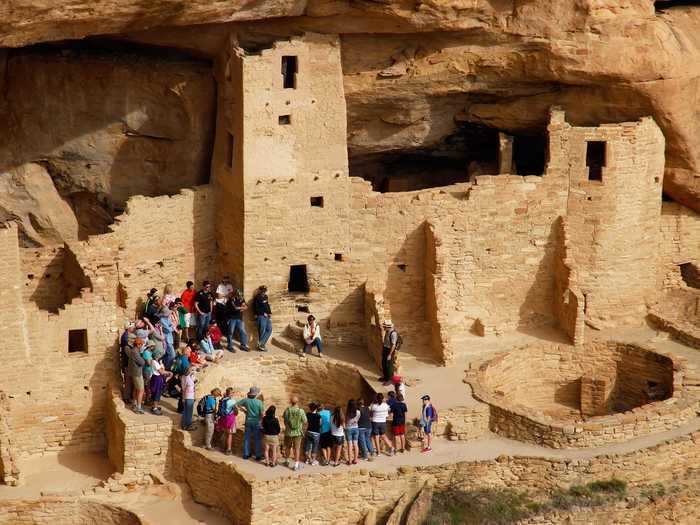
{"left": 397, "top": 264, "right": 407, "bottom": 272}
{"left": 662, "top": 192, "right": 674, "bottom": 202}
{"left": 680, "top": 263, "right": 700, "bottom": 289}
{"left": 281, "top": 56, "right": 298, "bottom": 89}
{"left": 334, "top": 253, "right": 343, "bottom": 261}
{"left": 68, "top": 329, "right": 88, "bottom": 353}
{"left": 655, "top": 1, "right": 698, "bottom": 13}
{"left": 513, "top": 133, "right": 547, "bottom": 176}
{"left": 278, "top": 115, "right": 291, "bottom": 125}
{"left": 288, "top": 265, "right": 309, "bottom": 293}
{"left": 226, "top": 133, "right": 234, "bottom": 168}
{"left": 297, "top": 305, "right": 310, "bottom": 313}
{"left": 310, "top": 196, "right": 324, "bottom": 208}
{"left": 586, "top": 141, "right": 606, "bottom": 182}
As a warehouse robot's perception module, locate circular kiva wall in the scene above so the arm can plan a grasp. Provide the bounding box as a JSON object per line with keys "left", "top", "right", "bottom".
{"left": 197, "top": 353, "right": 376, "bottom": 416}
{"left": 469, "top": 341, "right": 697, "bottom": 448}
{"left": 0, "top": 498, "right": 143, "bottom": 525}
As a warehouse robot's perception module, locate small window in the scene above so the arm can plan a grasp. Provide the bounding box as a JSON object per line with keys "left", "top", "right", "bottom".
{"left": 334, "top": 253, "right": 343, "bottom": 261}
{"left": 68, "top": 329, "right": 88, "bottom": 353}
{"left": 310, "top": 196, "right": 324, "bottom": 208}
{"left": 297, "top": 305, "right": 310, "bottom": 313}
{"left": 226, "top": 133, "right": 234, "bottom": 168}
{"left": 288, "top": 265, "right": 309, "bottom": 293}
{"left": 281, "top": 56, "right": 298, "bottom": 89}
{"left": 397, "top": 264, "right": 407, "bottom": 272}
{"left": 279, "top": 115, "right": 291, "bottom": 125}
{"left": 586, "top": 141, "right": 606, "bottom": 181}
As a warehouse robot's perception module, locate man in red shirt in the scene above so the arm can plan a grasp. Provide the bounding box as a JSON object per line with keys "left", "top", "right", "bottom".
{"left": 180, "top": 281, "right": 196, "bottom": 339}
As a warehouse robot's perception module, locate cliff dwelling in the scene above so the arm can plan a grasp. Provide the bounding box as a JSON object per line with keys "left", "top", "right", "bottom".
{"left": 1, "top": 2, "right": 700, "bottom": 525}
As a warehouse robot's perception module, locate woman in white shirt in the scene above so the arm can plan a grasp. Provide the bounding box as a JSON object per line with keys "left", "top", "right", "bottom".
{"left": 330, "top": 406, "right": 345, "bottom": 467}
{"left": 370, "top": 393, "right": 395, "bottom": 456}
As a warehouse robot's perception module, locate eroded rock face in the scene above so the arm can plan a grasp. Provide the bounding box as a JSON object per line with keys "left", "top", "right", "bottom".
{"left": 0, "top": 0, "right": 699, "bottom": 230}
{"left": 0, "top": 40, "right": 216, "bottom": 244}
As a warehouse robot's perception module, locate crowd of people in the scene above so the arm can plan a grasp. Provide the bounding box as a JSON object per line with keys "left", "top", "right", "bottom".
{"left": 118, "top": 279, "right": 437, "bottom": 469}
{"left": 196, "top": 379, "right": 438, "bottom": 469}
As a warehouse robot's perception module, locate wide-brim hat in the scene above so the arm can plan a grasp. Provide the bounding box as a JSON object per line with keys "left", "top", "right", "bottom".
{"left": 421, "top": 394, "right": 430, "bottom": 401}
{"left": 248, "top": 386, "right": 261, "bottom": 397}
{"left": 383, "top": 320, "right": 393, "bottom": 327}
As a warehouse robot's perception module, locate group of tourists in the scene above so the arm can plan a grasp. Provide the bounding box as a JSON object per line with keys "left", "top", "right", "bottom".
{"left": 119, "top": 279, "right": 272, "bottom": 419}
{"left": 195, "top": 379, "right": 438, "bottom": 469}
{"left": 118, "top": 279, "right": 435, "bottom": 467}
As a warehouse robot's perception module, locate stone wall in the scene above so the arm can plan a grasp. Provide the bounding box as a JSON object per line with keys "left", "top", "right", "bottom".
{"left": 657, "top": 202, "right": 700, "bottom": 290}
{"left": 245, "top": 429, "right": 700, "bottom": 525}
{"left": 105, "top": 388, "right": 173, "bottom": 482}
{"left": 0, "top": 497, "right": 143, "bottom": 525}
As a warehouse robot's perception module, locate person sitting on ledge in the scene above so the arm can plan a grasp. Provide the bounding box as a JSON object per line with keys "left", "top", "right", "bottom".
{"left": 302, "top": 314, "right": 323, "bottom": 357}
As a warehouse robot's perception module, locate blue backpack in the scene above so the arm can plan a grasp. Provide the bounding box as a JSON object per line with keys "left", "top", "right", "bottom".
{"left": 197, "top": 395, "right": 217, "bottom": 417}
{"left": 217, "top": 397, "right": 237, "bottom": 418}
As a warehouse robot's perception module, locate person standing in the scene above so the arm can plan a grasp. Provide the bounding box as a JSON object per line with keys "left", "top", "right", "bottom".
{"left": 357, "top": 398, "right": 374, "bottom": 461}
{"left": 253, "top": 285, "right": 272, "bottom": 351}
{"left": 318, "top": 404, "right": 333, "bottom": 466}
{"left": 283, "top": 396, "right": 307, "bottom": 471}
{"left": 262, "top": 406, "right": 281, "bottom": 467}
{"left": 128, "top": 338, "right": 146, "bottom": 414}
{"left": 345, "top": 399, "right": 360, "bottom": 465}
{"left": 236, "top": 386, "right": 265, "bottom": 460}
{"left": 391, "top": 393, "right": 408, "bottom": 453}
{"left": 420, "top": 394, "right": 436, "bottom": 453}
{"left": 226, "top": 289, "right": 250, "bottom": 352}
{"left": 180, "top": 367, "right": 197, "bottom": 431}
{"left": 330, "top": 407, "right": 345, "bottom": 467}
{"left": 202, "top": 388, "right": 222, "bottom": 450}
{"left": 215, "top": 387, "right": 238, "bottom": 455}
{"left": 304, "top": 403, "right": 322, "bottom": 466}
{"left": 380, "top": 320, "right": 399, "bottom": 384}
{"left": 194, "top": 281, "right": 213, "bottom": 342}
{"left": 370, "top": 393, "right": 394, "bottom": 456}
{"left": 302, "top": 315, "right": 323, "bottom": 357}
{"left": 180, "top": 281, "right": 196, "bottom": 340}
{"left": 215, "top": 276, "right": 234, "bottom": 323}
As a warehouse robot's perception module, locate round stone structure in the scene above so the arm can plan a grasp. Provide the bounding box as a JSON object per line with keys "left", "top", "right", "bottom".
{"left": 468, "top": 341, "right": 697, "bottom": 448}
{"left": 0, "top": 498, "right": 143, "bottom": 525}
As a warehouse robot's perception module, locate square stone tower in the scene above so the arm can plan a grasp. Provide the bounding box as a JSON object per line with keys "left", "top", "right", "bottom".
{"left": 214, "top": 33, "right": 352, "bottom": 325}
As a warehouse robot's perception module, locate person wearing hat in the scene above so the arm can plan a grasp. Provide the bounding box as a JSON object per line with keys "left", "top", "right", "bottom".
{"left": 420, "top": 395, "right": 436, "bottom": 453}
{"left": 225, "top": 289, "right": 250, "bottom": 352}
{"left": 215, "top": 276, "right": 234, "bottom": 326}
{"left": 236, "top": 386, "right": 265, "bottom": 460}
{"left": 379, "top": 320, "right": 399, "bottom": 383}
{"left": 302, "top": 314, "right": 323, "bottom": 357}
{"left": 253, "top": 285, "right": 273, "bottom": 351}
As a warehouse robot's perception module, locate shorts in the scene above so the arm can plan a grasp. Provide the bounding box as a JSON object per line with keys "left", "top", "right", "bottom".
{"left": 392, "top": 424, "right": 406, "bottom": 436}
{"left": 345, "top": 427, "right": 359, "bottom": 442}
{"left": 215, "top": 413, "right": 237, "bottom": 434}
{"left": 284, "top": 435, "right": 303, "bottom": 450}
{"left": 422, "top": 423, "right": 432, "bottom": 435}
{"left": 131, "top": 374, "right": 144, "bottom": 391}
{"left": 264, "top": 434, "right": 279, "bottom": 446}
{"left": 371, "top": 422, "right": 387, "bottom": 436}
{"left": 332, "top": 435, "right": 345, "bottom": 446}
{"left": 320, "top": 432, "right": 333, "bottom": 449}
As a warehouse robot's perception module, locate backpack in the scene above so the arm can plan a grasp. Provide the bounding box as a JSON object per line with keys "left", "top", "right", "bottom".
{"left": 392, "top": 330, "right": 403, "bottom": 352}
{"left": 430, "top": 405, "right": 439, "bottom": 423}
{"left": 197, "top": 395, "right": 216, "bottom": 417}
{"left": 217, "top": 397, "right": 237, "bottom": 418}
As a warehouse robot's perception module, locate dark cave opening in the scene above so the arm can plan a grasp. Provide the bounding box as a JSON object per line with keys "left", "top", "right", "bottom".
{"left": 350, "top": 124, "right": 500, "bottom": 193}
